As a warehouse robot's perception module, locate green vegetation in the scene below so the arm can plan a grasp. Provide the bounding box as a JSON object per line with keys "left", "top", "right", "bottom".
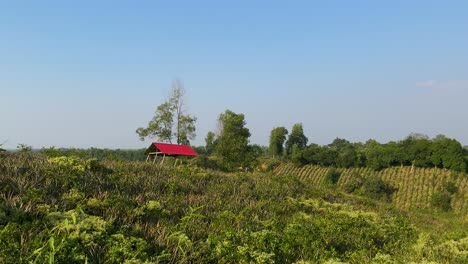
{"left": 39, "top": 147, "right": 146, "bottom": 161}
{"left": 324, "top": 167, "right": 340, "bottom": 186}
{"left": 431, "top": 191, "right": 453, "bottom": 212}
{"left": 213, "top": 110, "right": 252, "bottom": 171}
{"left": 274, "top": 163, "right": 467, "bottom": 213}
{"left": 3, "top": 110, "right": 468, "bottom": 263}
{"left": 136, "top": 80, "right": 197, "bottom": 145}
{"left": 268, "top": 127, "right": 288, "bottom": 158}
{"left": 1, "top": 152, "right": 466, "bottom": 263}
{"left": 277, "top": 127, "right": 468, "bottom": 173}
{"left": 204, "top": 131, "right": 216, "bottom": 155}
{"left": 285, "top": 123, "right": 308, "bottom": 156}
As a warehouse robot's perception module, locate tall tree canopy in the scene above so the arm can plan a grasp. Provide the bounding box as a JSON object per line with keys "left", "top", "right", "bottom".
{"left": 296, "top": 133, "right": 468, "bottom": 172}
{"left": 431, "top": 135, "right": 466, "bottom": 172}
{"left": 214, "top": 110, "right": 251, "bottom": 170}
{"left": 205, "top": 131, "right": 216, "bottom": 155}
{"left": 269, "top": 126, "right": 288, "bottom": 157}
{"left": 285, "top": 123, "right": 308, "bottom": 155}
{"left": 136, "top": 80, "right": 197, "bottom": 145}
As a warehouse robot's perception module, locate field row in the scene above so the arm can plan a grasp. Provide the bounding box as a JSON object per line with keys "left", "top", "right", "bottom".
{"left": 274, "top": 164, "right": 468, "bottom": 213}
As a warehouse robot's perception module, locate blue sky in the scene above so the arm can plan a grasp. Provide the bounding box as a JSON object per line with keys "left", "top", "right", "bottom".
{"left": 1, "top": 1, "right": 468, "bottom": 149}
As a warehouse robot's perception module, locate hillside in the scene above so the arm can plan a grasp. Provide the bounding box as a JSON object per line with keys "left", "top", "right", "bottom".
{"left": 1, "top": 153, "right": 467, "bottom": 263}
{"left": 274, "top": 163, "right": 468, "bottom": 214}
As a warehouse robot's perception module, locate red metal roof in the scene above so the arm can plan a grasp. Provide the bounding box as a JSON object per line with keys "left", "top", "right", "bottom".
{"left": 146, "top": 142, "right": 198, "bottom": 157}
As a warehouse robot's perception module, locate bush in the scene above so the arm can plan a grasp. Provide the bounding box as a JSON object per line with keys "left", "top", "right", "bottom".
{"left": 444, "top": 181, "right": 458, "bottom": 195}
{"left": 360, "top": 176, "right": 396, "bottom": 201}
{"left": 343, "top": 173, "right": 364, "bottom": 193}
{"left": 191, "top": 154, "right": 218, "bottom": 170}
{"left": 324, "top": 167, "right": 341, "bottom": 185}
{"left": 434, "top": 237, "right": 468, "bottom": 263}
{"left": 0, "top": 152, "right": 464, "bottom": 263}
{"left": 343, "top": 172, "right": 396, "bottom": 199}
{"left": 431, "top": 191, "right": 452, "bottom": 211}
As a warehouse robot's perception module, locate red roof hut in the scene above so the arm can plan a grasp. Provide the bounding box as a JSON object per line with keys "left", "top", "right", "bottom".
{"left": 145, "top": 142, "right": 198, "bottom": 164}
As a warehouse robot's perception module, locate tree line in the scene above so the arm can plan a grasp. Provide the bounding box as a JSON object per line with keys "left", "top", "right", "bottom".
{"left": 40, "top": 147, "right": 146, "bottom": 161}
{"left": 270, "top": 126, "right": 467, "bottom": 172}
{"left": 197, "top": 120, "right": 467, "bottom": 173}
{"left": 136, "top": 81, "right": 468, "bottom": 172}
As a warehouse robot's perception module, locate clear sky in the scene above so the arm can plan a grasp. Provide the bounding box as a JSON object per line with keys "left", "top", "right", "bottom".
{"left": 1, "top": 1, "right": 467, "bottom": 149}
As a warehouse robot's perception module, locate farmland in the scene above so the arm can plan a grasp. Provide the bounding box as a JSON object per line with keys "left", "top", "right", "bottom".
{"left": 1, "top": 152, "right": 467, "bottom": 263}
{"left": 274, "top": 163, "right": 468, "bottom": 213}
{"left": 4, "top": 2, "right": 468, "bottom": 263}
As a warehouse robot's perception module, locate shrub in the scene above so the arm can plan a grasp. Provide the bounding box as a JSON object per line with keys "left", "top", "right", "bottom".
{"left": 444, "top": 181, "right": 458, "bottom": 195}
{"left": 343, "top": 173, "right": 364, "bottom": 193}
{"left": 191, "top": 154, "right": 218, "bottom": 170}
{"left": 324, "top": 167, "right": 341, "bottom": 185}
{"left": 431, "top": 191, "right": 452, "bottom": 211}
{"left": 360, "top": 176, "right": 396, "bottom": 201}
{"left": 434, "top": 237, "right": 468, "bottom": 263}
{"left": 105, "top": 234, "right": 150, "bottom": 264}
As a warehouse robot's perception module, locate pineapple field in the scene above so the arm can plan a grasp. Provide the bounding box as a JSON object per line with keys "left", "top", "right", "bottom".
{"left": 1, "top": 153, "right": 467, "bottom": 263}
{"left": 274, "top": 163, "right": 468, "bottom": 214}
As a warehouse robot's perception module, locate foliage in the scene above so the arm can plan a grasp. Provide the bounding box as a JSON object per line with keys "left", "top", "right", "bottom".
{"left": 40, "top": 147, "right": 146, "bottom": 161}
{"left": 204, "top": 131, "right": 216, "bottom": 155}
{"left": 0, "top": 152, "right": 466, "bottom": 263}
{"left": 136, "top": 80, "right": 197, "bottom": 145}
{"left": 324, "top": 167, "right": 341, "bottom": 185}
{"left": 431, "top": 191, "right": 452, "bottom": 211}
{"left": 269, "top": 126, "right": 288, "bottom": 157}
{"left": 341, "top": 173, "right": 395, "bottom": 201}
{"left": 444, "top": 181, "right": 458, "bottom": 195}
{"left": 282, "top": 133, "right": 468, "bottom": 173}
{"left": 285, "top": 123, "right": 308, "bottom": 156}
{"left": 343, "top": 173, "right": 364, "bottom": 194}
{"left": 274, "top": 163, "right": 468, "bottom": 213}
{"left": 17, "top": 143, "right": 32, "bottom": 152}
{"left": 290, "top": 144, "right": 306, "bottom": 165}
{"left": 360, "top": 176, "right": 396, "bottom": 201}
{"left": 213, "top": 110, "right": 251, "bottom": 171}
{"left": 364, "top": 139, "right": 388, "bottom": 170}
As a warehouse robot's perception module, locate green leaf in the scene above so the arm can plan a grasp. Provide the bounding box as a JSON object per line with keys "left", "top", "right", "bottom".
{"left": 71, "top": 212, "right": 77, "bottom": 225}
{"left": 48, "top": 237, "right": 55, "bottom": 251}
{"left": 32, "top": 246, "right": 44, "bottom": 255}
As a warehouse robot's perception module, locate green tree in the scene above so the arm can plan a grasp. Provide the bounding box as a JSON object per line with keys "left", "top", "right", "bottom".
{"left": 302, "top": 144, "right": 320, "bottom": 164}
{"left": 205, "top": 131, "right": 216, "bottom": 155}
{"left": 317, "top": 146, "right": 338, "bottom": 166}
{"left": 136, "top": 80, "right": 197, "bottom": 145}
{"left": 364, "top": 139, "right": 386, "bottom": 170}
{"left": 214, "top": 110, "right": 251, "bottom": 170}
{"left": 399, "top": 133, "right": 432, "bottom": 168}
{"left": 17, "top": 143, "right": 32, "bottom": 152}
{"left": 328, "top": 138, "right": 351, "bottom": 150}
{"left": 329, "top": 138, "right": 358, "bottom": 168}
{"left": 268, "top": 127, "right": 288, "bottom": 157}
{"left": 464, "top": 146, "right": 468, "bottom": 170}
{"left": 385, "top": 141, "right": 406, "bottom": 166}
{"left": 290, "top": 144, "right": 306, "bottom": 165}
{"left": 285, "top": 123, "right": 308, "bottom": 156}
{"left": 431, "top": 135, "right": 466, "bottom": 172}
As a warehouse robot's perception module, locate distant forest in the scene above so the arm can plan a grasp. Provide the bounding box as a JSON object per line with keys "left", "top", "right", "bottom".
{"left": 25, "top": 129, "right": 468, "bottom": 174}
